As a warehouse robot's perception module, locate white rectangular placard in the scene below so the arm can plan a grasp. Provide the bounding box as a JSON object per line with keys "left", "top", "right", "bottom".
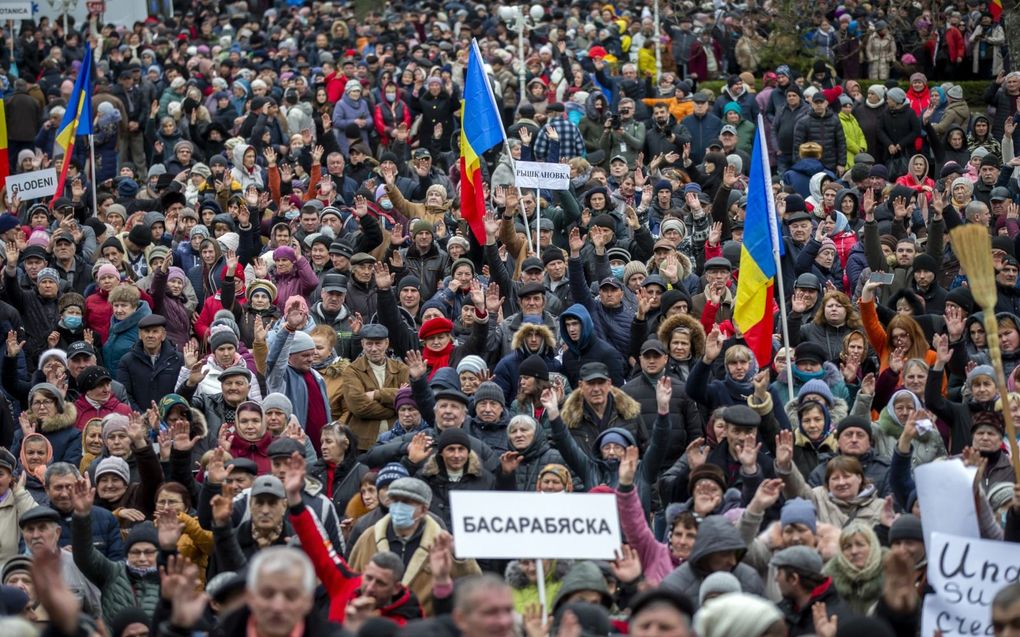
{"left": 914, "top": 459, "right": 978, "bottom": 549}
{"left": 450, "top": 491, "right": 620, "bottom": 559}
{"left": 0, "top": 3, "right": 32, "bottom": 19}
{"left": 921, "top": 532, "right": 1020, "bottom": 636}
{"left": 6, "top": 168, "right": 58, "bottom": 201}
{"left": 514, "top": 161, "right": 570, "bottom": 190}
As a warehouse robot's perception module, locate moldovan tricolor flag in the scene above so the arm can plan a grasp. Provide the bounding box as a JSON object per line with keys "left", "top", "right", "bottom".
{"left": 459, "top": 39, "right": 504, "bottom": 244}
{"left": 53, "top": 44, "right": 93, "bottom": 201}
{"left": 0, "top": 100, "right": 9, "bottom": 192}
{"left": 990, "top": 0, "right": 1002, "bottom": 20}
{"left": 733, "top": 116, "right": 783, "bottom": 367}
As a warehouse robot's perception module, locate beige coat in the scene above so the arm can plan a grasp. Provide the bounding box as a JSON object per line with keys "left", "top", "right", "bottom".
{"left": 339, "top": 355, "right": 409, "bottom": 451}
{"left": 0, "top": 486, "right": 38, "bottom": 565}
{"left": 778, "top": 461, "right": 884, "bottom": 529}
{"left": 349, "top": 513, "right": 481, "bottom": 616}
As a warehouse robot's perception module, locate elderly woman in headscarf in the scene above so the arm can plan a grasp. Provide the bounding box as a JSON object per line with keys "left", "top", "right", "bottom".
{"left": 19, "top": 431, "right": 52, "bottom": 504}
{"left": 331, "top": 80, "right": 372, "bottom": 155}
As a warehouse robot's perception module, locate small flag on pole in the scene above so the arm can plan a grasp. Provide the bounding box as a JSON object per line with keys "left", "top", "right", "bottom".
{"left": 459, "top": 39, "right": 505, "bottom": 245}
{"left": 53, "top": 44, "right": 93, "bottom": 203}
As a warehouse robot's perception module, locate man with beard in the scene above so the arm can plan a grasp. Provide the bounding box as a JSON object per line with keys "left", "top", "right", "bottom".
{"left": 645, "top": 103, "right": 691, "bottom": 169}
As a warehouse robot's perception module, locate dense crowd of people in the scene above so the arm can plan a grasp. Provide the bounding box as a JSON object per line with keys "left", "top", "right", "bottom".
{"left": 0, "top": 0, "right": 1018, "bottom": 636}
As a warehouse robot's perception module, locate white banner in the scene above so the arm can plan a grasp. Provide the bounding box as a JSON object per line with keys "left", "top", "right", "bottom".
{"left": 914, "top": 459, "right": 979, "bottom": 549}
{"left": 450, "top": 491, "right": 620, "bottom": 560}
{"left": 6, "top": 168, "right": 58, "bottom": 201}
{"left": 0, "top": 3, "right": 32, "bottom": 19}
{"left": 514, "top": 161, "right": 570, "bottom": 190}
{"left": 921, "top": 532, "right": 1020, "bottom": 636}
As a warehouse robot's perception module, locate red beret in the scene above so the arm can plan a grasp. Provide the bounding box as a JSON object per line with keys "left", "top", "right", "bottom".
{"left": 418, "top": 317, "right": 454, "bottom": 339}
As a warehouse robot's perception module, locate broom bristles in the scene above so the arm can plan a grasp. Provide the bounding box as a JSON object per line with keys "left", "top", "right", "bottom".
{"left": 949, "top": 224, "right": 997, "bottom": 310}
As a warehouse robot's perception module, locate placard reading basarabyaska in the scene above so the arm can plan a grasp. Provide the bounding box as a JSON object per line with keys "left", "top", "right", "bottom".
{"left": 6, "top": 168, "right": 58, "bottom": 201}
{"left": 514, "top": 161, "right": 570, "bottom": 190}
{"left": 450, "top": 491, "right": 620, "bottom": 559}
{"left": 921, "top": 532, "right": 1020, "bottom": 636}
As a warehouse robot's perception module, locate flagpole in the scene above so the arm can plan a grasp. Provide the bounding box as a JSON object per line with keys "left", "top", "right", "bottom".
{"left": 88, "top": 134, "right": 98, "bottom": 215}
{"left": 756, "top": 114, "right": 795, "bottom": 401}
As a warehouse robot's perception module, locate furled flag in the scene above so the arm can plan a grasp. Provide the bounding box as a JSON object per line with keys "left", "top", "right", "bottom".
{"left": 0, "top": 100, "right": 9, "bottom": 193}
{"left": 459, "top": 39, "right": 505, "bottom": 244}
{"left": 53, "top": 43, "right": 93, "bottom": 201}
{"left": 733, "top": 116, "right": 783, "bottom": 367}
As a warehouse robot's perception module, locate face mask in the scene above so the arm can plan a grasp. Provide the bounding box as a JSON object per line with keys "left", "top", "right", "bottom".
{"left": 64, "top": 315, "right": 82, "bottom": 329}
{"left": 389, "top": 501, "right": 417, "bottom": 529}
{"left": 380, "top": 200, "right": 393, "bottom": 210}
{"left": 386, "top": 92, "right": 396, "bottom": 101}
{"left": 611, "top": 265, "right": 624, "bottom": 279}
{"left": 285, "top": 210, "right": 300, "bottom": 220}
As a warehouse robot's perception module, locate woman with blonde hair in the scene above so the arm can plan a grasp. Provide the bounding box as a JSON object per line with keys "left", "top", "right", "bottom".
{"left": 822, "top": 521, "right": 885, "bottom": 613}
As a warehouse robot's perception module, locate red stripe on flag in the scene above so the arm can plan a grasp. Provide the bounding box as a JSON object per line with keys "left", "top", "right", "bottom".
{"left": 742, "top": 282, "right": 776, "bottom": 367}
{"left": 51, "top": 139, "right": 76, "bottom": 205}
{"left": 459, "top": 156, "right": 487, "bottom": 245}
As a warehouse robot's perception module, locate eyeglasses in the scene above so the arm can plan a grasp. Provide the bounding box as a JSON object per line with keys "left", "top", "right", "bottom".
{"left": 31, "top": 398, "right": 55, "bottom": 407}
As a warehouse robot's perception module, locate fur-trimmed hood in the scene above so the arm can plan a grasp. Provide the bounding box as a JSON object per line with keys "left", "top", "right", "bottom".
{"left": 560, "top": 386, "right": 641, "bottom": 429}
{"left": 318, "top": 357, "right": 350, "bottom": 380}
{"left": 784, "top": 396, "right": 849, "bottom": 428}
{"left": 504, "top": 559, "right": 571, "bottom": 590}
{"left": 187, "top": 407, "right": 209, "bottom": 440}
{"left": 421, "top": 450, "right": 485, "bottom": 479}
{"left": 40, "top": 404, "right": 77, "bottom": 433}
{"left": 657, "top": 313, "right": 706, "bottom": 361}
{"left": 511, "top": 322, "right": 557, "bottom": 355}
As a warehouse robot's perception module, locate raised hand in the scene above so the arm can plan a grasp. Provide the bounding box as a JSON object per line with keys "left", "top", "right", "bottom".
{"left": 568, "top": 227, "right": 584, "bottom": 256}
{"left": 407, "top": 431, "right": 433, "bottom": 464}
{"left": 736, "top": 440, "right": 761, "bottom": 471}
{"left": 655, "top": 375, "right": 672, "bottom": 413}
{"left": 498, "top": 451, "right": 524, "bottom": 475}
{"left": 164, "top": 556, "right": 208, "bottom": 629}
{"left": 70, "top": 474, "right": 94, "bottom": 515}
{"left": 373, "top": 261, "right": 394, "bottom": 290}
{"left": 703, "top": 325, "right": 724, "bottom": 362}
{"left": 206, "top": 448, "right": 228, "bottom": 485}
{"left": 685, "top": 437, "right": 708, "bottom": 469}
{"left": 483, "top": 211, "right": 500, "bottom": 239}
{"left": 812, "top": 602, "right": 838, "bottom": 637}
{"left": 210, "top": 492, "right": 233, "bottom": 528}
{"left": 933, "top": 333, "right": 952, "bottom": 365}
{"left": 775, "top": 429, "right": 794, "bottom": 471}
{"left": 610, "top": 544, "right": 642, "bottom": 584}
{"left": 155, "top": 508, "right": 184, "bottom": 550}
{"left": 283, "top": 451, "right": 306, "bottom": 504}
{"left": 253, "top": 316, "right": 267, "bottom": 344}
{"left": 944, "top": 305, "right": 966, "bottom": 340}
{"left": 618, "top": 445, "right": 639, "bottom": 486}
{"left": 405, "top": 349, "right": 428, "bottom": 380}
{"left": 540, "top": 387, "right": 559, "bottom": 421}
{"left": 5, "top": 330, "right": 24, "bottom": 358}
{"left": 353, "top": 195, "right": 368, "bottom": 218}
{"left": 429, "top": 531, "right": 454, "bottom": 585}
{"left": 750, "top": 477, "right": 784, "bottom": 513}
{"left": 171, "top": 420, "right": 201, "bottom": 451}
{"left": 859, "top": 372, "right": 876, "bottom": 396}
{"left": 485, "top": 282, "right": 503, "bottom": 316}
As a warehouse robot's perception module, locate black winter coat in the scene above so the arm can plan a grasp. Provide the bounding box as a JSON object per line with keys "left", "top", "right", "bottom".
{"left": 878, "top": 106, "right": 921, "bottom": 162}
{"left": 621, "top": 373, "right": 703, "bottom": 466}
{"left": 792, "top": 109, "right": 847, "bottom": 172}
{"left": 116, "top": 340, "right": 183, "bottom": 411}
{"left": 308, "top": 455, "right": 369, "bottom": 517}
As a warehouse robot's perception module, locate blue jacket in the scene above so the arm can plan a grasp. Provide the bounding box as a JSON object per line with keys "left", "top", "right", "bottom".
{"left": 102, "top": 302, "right": 152, "bottom": 373}
{"left": 680, "top": 113, "right": 723, "bottom": 164}
{"left": 567, "top": 256, "right": 634, "bottom": 360}
{"left": 58, "top": 504, "right": 124, "bottom": 560}
{"left": 267, "top": 329, "right": 332, "bottom": 428}
{"left": 558, "top": 304, "right": 626, "bottom": 388}
{"left": 781, "top": 158, "right": 832, "bottom": 199}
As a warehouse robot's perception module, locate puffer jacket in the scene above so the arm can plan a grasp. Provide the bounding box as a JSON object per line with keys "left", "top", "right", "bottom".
{"left": 71, "top": 514, "right": 161, "bottom": 626}
{"left": 567, "top": 256, "right": 634, "bottom": 359}
{"left": 11, "top": 403, "right": 81, "bottom": 467}
{"left": 271, "top": 257, "right": 319, "bottom": 312}
{"left": 797, "top": 321, "right": 857, "bottom": 363}
{"left": 838, "top": 110, "right": 868, "bottom": 167}
{"left": 508, "top": 426, "right": 568, "bottom": 492}
{"left": 621, "top": 373, "right": 703, "bottom": 466}
{"left": 660, "top": 515, "right": 766, "bottom": 608}
{"left": 793, "top": 109, "right": 847, "bottom": 172}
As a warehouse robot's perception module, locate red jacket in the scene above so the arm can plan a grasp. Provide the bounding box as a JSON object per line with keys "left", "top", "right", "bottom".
{"left": 288, "top": 504, "right": 423, "bottom": 625}
{"left": 945, "top": 27, "right": 966, "bottom": 63}
{"left": 85, "top": 287, "right": 155, "bottom": 342}
{"left": 74, "top": 394, "right": 131, "bottom": 430}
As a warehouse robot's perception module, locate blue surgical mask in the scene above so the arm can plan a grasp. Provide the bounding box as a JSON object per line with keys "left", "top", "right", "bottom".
{"left": 611, "top": 265, "right": 624, "bottom": 279}
{"left": 63, "top": 315, "right": 82, "bottom": 329}
{"left": 389, "top": 501, "right": 416, "bottom": 529}
{"left": 285, "top": 210, "right": 300, "bottom": 220}
{"left": 380, "top": 199, "right": 393, "bottom": 210}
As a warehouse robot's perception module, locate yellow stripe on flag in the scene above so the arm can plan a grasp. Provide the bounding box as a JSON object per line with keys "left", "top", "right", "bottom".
{"left": 732, "top": 245, "right": 773, "bottom": 333}
{"left": 0, "top": 100, "right": 7, "bottom": 150}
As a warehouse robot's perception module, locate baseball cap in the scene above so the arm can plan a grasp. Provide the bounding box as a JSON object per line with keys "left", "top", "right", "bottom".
{"left": 67, "top": 341, "right": 96, "bottom": 359}
{"left": 250, "top": 475, "right": 285, "bottom": 499}
{"left": 579, "top": 362, "right": 611, "bottom": 382}
{"left": 720, "top": 124, "right": 737, "bottom": 136}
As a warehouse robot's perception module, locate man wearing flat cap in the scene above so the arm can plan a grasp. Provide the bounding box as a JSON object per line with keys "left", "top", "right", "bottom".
{"left": 341, "top": 322, "right": 410, "bottom": 452}
{"left": 178, "top": 360, "right": 256, "bottom": 456}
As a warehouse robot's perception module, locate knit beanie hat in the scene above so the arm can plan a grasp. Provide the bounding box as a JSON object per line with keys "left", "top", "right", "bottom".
{"left": 386, "top": 477, "right": 432, "bottom": 506}
{"left": 889, "top": 514, "right": 923, "bottom": 543}
{"left": 835, "top": 415, "right": 873, "bottom": 442}
{"left": 101, "top": 413, "right": 130, "bottom": 440}
{"left": 95, "top": 456, "right": 130, "bottom": 484}
{"left": 818, "top": 237, "right": 836, "bottom": 255}
{"left": 123, "top": 522, "right": 158, "bottom": 552}
{"left": 780, "top": 497, "right": 818, "bottom": 533}
{"left": 698, "top": 572, "right": 742, "bottom": 606}
{"left": 394, "top": 387, "right": 418, "bottom": 412}
{"left": 456, "top": 355, "right": 488, "bottom": 378}
{"left": 519, "top": 354, "right": 550, "bottom": 380}
{"left": 96, "top": 263, "right": 120, "bottom": 281}
{"left": 797, "top": 379, "right": 834, "bottom": 406}
{"left": 261, "top": 393, "right": 293, "bottom": 418}
{"left": 436, "top": 427, "right": 472, "bottom": 452}
{"left": 273, "top": 246, "right": 297, "bottom": 262}
{"left": 623, "top": 260, "right": 648, "bottom": 285}
{"left": 289, "top": 331, "right": 315, "bottom": 353}
{"left": 375, "top": 463, "right": 409, "bottom": 489}
{"left": 209, "top": 326, "right": 239, "bottom": 351}
{"left": 167, "top": 266, "right": 187, "bottom": 283}
{"left": 473, "top": 381, "right": 505, "bottom": 406}
{"left": 952, "top": 177, "right": 974, "bottom": 195}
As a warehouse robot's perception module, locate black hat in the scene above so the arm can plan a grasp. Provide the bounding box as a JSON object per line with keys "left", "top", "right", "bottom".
{"left": 360, "top": 324, "right": 389, "bottom": 340}
{"left": 642, "top": 275, "right": 667, "bottom": 290}
{"left": 77, "top": 366, "right": 112, "bottom": 393}
{"left": 329, "top": 241, "right": 353, "bottom": 258}
{"left": 794, "top": 273, "right": 821, "bottom": 292}
{"left": 0, "top": 448, "right": 15, "bottom": 473}
{"left": 980, "top": 155, "right": 1001, "bottom": 169}
{"left": 436, "top": 427, "right": 471, "bottom": 452}
{"left": 722, "top": 404, "right": 761, "bottom": 428}
{"left": 599, "top": 277, "right": 623, "bottom": 290}
{"left": 321, "top": 273, "right": 347, "bottom": 293}
{"left": 835, "top": 415, "right": 874, "bottom": 442}
{"left": 67, "top": 341, "right": 96, "bottom": 360}
{"left": 127, "top": 224, "right": 152, "bottom": 248}
{"left": 794, "top": 342, "right": 827, "bottom": 365}
{"left": 267, "top": 437, "right": 305, "bottom": 458}
{"left": 940, "top": 162, "right": 964, "bottom": 178}
{"left": 912, "top": 253, "right": 938, "bottom": 273}
{"left": 785, "top": 211, "right": 812, "bottom": 225}
{"left": 591, "top": 213, "right": 616, "bottom": 230}
{"left": 640, "top": 339, "right": 667, "bottom": 355}
{"left": 945, "top": 286, "right": 974, "bottom": 314}
{"left": 434, "top": 388, "right": 470, "bottom": 406}
{"left": 542, "top": 247, "right": 565, "bottom": 265}
{"left": 517, "top": 282, "right": 546, "bottom": 298}
{"left": 519, "top": 354, "right": 549, "bottom": 381}
{"left": 18, "top": 506, "right": 61, "bottom": 528}
{"left": 398, "top": 275, "right": 421, "bottom": 291}
{"left": 138, "top": 314, "right": 167, "bottom": 329}
{"left": 889, "top": 514, "right": 923, "bottom": 542}
{"left": 19, "top": 245, "right": 49, "bottom": 262}
{"left": 784, "top": 194, "right": 806, "bottom": 213}
{"left": 226, "top": 458, "right": 259, "bottom": 475}
{"left": 579, "top": 362, "right": 611, "bottom": 382}
{"left": 521, "top": 257, "right": 544, "bottom": 272}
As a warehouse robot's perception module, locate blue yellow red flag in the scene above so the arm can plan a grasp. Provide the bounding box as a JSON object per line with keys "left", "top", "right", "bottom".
{"left": 459, "top": 39, "right": 505, "bottom": 244}
{"left": 733, "top": 116, "right": 782, "bottom": 367}
{"left": 55, "top": 44, "right": 93, "bottom": 153}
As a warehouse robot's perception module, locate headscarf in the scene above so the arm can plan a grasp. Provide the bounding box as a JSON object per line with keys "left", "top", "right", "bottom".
{"left": 20, "top": 432, "right": 53, "bottom": 482}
